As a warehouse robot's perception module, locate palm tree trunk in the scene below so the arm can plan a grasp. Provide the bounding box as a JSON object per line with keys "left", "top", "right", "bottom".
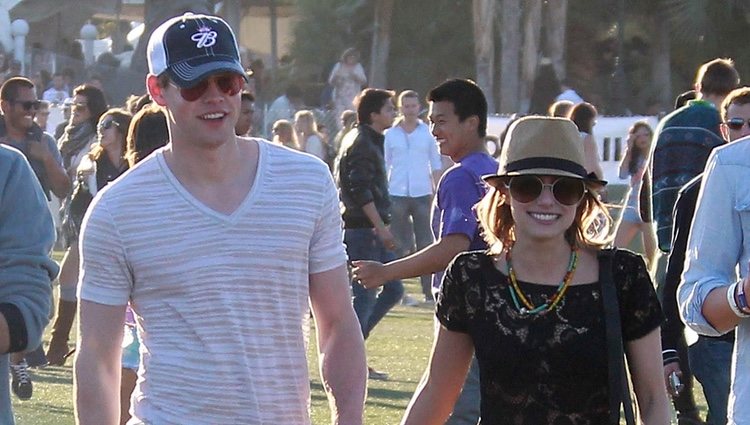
{"left": 369, "top": 0, "right": 395, "bottom": 89}
{"left": 543, "top": 0, "right": 567, "bottom": 80}
{"left": 651, "top": 3, "right": 671, "bottom": 111}
{"left": 130, "top": 0, "right": 212, "bottom": 75}
{"left": 473, "top": 0, "right": 496, "bottom": 112}
{"left": 520, "top": 0, "right": 542, "bottom": 114}
{"left": 498, "top": 0, "right": 521, "bottom": 114}
{"left": 219, "top": 0, "right": 244, "bottom": 39}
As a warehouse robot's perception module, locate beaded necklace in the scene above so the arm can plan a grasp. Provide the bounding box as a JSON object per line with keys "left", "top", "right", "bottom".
{"left": 505, "top": 244, "right": 578, "bottom": 316}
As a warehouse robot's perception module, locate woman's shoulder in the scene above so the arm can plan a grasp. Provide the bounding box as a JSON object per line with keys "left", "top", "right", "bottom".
{"left": 449, "top": 250, "right": 494, "bottom": 273}
{"left": 598, "top": 248, "right": 651, "bottom": 290}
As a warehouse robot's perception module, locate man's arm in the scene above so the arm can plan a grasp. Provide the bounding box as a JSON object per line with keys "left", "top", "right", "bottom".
{"left": 679, "top": 152, "right": 743, "bottom": 335}
{"left": 353, "top": 234, "right": 470, "bottom": 289}
{"left": 0, "top": 149, "right": 56, "bottom": 353}
{"left": 74, "top": 179, "right": 134, "bottom": 425}
{"left": 660, "top": 180, "right": 699, "bottom": 394}
{"left": 356, "top": 166, "right": 476, "bottom": 288}
{"left": 29, "top": 134, "right": 71, "bottom": 198}
{"left": 361, "top": 201, "right": 396, "bottom": 250}
{"left": 309, "top": 264, "right": 367, "bottom": 425}
{"left": 75, "top": 300, "right": 127, "bottom": 425}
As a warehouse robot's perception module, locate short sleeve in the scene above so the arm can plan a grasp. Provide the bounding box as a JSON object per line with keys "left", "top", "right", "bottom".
{"left": 437, "top": 169, "right": 482, "bottom": 240}
{"left": 613, "top": 250, "right": 664, "bottom": 341}
{"left": 309, "top": 170, "right": 347, "bottom": 274}
{"left": 78, "top": 194, "right": 133, "bottom": 305}
{"left": 0, "top": 150, "right": 56, "bottom": 352}
{"left": 435, "top": 253, "right": 473, "bottom": 333}
{"left": 43, "top": 133, "right": 63, "bottom": 165}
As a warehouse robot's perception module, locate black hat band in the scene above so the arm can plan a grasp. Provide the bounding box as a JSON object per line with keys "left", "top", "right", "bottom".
{"left": 505, "top": 157, "right": 588, "bottom": 178}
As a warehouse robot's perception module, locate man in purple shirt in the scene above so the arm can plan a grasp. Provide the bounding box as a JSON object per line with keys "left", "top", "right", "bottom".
{"left": 353, "top": 78, "right": 497, "bottom": 425}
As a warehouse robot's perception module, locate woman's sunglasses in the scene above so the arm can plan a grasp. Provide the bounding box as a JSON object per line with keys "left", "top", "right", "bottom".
{"left": 725, "top": 118, "right": 750, "bottom": 131}
{"left": 171, "top": 74, "right": 243, "bottom": 102}
{"left": 505, "top": 175, "right": 586, "bottom": 206}
{"left": 98, "top": 118, "right": 119, "bottom": 133}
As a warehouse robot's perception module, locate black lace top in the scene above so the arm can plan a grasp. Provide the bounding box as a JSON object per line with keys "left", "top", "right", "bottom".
{"left": 436, "top": 249, "right": 663, "bottom": 425}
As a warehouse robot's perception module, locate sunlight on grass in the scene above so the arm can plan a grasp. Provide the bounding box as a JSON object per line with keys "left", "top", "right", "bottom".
{"left": 11, "top": 278, "right": 705, "bottom": 424}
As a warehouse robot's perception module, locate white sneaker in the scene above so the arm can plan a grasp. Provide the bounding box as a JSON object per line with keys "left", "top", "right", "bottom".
{"left": 401, "top": 295, "right": 419, "bottom": 306}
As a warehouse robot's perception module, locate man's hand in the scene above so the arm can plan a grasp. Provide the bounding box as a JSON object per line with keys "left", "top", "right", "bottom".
{"left": 663, "top": 361, "right": 683, "bottom": 398}
{"left": 27, "top": 139, "right": 51, "bottom": 162}
{"left": 375, "top": 225, "right": 397, "bottom": 251}
{"left": 352, "top": 260, "right": 387, "bottom": 289}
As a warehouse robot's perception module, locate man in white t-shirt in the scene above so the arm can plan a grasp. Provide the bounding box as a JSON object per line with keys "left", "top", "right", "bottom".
{"left": 74, "top": 13, "right": 366, "bottom": 425}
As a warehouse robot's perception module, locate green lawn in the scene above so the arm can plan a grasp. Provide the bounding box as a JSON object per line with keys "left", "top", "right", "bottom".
{"left": 11, "top": 279, "right": 705, "bottom": 424}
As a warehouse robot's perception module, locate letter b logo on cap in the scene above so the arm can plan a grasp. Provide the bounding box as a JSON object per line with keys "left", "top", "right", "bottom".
{"left": 191, "top": 27, "right": 218, "bottom": 49}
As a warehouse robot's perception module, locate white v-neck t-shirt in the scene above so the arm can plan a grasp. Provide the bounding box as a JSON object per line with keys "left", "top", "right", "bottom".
{"left": 79, "top": 139, "right": 347, "bottom": 424}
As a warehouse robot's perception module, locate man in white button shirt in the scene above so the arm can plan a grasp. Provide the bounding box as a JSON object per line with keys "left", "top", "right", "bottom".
{"left": 384, "top": 90, "right": 442, "bottom": 302}
{"left": 41, "top": 73, "right": 69, "bottom": 105}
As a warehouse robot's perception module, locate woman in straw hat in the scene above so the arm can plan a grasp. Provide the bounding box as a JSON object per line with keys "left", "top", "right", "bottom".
{"left": 401, "top": 117, "right": 669, "bottom": 424}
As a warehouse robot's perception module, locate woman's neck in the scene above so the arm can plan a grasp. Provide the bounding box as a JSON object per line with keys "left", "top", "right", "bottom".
{"left": 509, "top": 237, "right": 574, "bottom": 282}
{"left": 105, "top": 144, "right": 123, "bottom": 169}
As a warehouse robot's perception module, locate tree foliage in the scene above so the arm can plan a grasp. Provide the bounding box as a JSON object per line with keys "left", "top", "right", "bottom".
{"left": 287, "top": 0, "right": 750, "bottom": 114}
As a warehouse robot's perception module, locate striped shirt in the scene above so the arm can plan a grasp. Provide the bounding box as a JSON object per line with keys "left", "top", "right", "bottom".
{"left": 79, "top": 140, "right": 347, "bottom": 425}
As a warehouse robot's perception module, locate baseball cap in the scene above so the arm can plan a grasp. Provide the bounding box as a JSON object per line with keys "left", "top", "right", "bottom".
{"left": 147, "top": 13, "right": 247, "bottom": 88}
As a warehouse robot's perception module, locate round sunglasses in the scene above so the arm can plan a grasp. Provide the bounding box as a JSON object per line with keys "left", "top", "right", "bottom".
{"left": 170, "top": 74, "right": 243, "bottom": 102}
{"left": 505, "top": 175, "right": 586, "bottom": 206}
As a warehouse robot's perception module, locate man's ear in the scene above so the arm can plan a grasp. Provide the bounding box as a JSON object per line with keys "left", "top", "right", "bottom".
{"left": 720, "top": 122, "right": 730, "bottom": 141}
{"left": 147, "top": 75, "right": 168, "bottom": 107}
{"left": 465, "top": 114, "right": 480, "bottom": 133}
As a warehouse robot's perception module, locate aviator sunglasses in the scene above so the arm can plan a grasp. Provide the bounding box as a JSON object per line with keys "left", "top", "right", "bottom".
{"left": 505, "top": 175, "right": 586, "bottom": 206}
{"left": 725, "top": 117, "right": 750, "bottom": 131}
{"left": 170, "top": 73, "right": 243, "bottom": 102}
{"left": 98, "top": 117, "right": 119, "bottom": 133}
{"left": 11, "top": 99, "right": 41, "bottom": 111}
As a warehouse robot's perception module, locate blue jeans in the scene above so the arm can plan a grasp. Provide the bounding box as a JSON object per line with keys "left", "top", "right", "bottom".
{"left": 344, "top": 228, "right": 404, "bottom": 339}
{"left": 689, "top": 336, "right": 732, "bottom": 425}
{"left": 390, "top": 195, "right": 435, "bottom": 299}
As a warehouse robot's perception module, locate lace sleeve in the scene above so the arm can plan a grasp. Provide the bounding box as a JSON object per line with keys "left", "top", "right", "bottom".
{"left": 436, "top": 253, "right": 482, "bottom": 333}
{"left": 613, "top": 250, "right": 664, "bottom": 341}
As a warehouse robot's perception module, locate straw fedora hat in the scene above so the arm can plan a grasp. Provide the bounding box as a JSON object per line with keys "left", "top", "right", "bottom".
{"left": 483, "top": 116, "right": 607, "bottom": 189}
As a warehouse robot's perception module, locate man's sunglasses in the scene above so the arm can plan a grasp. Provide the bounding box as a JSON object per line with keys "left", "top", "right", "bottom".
{"left": 725, "top": 118, "right": 750, "bottom": 131}
{"left": 11, "top": 100, "right": 41, "bottom": 111}
{"left": 98, "top": 117, "right": 119, "bottom": 132}
{"left": 505, "top": 175, "right": 586, "bottom": 206}
{"left": 171, "top": 74, "right": 243, "bottom": 102}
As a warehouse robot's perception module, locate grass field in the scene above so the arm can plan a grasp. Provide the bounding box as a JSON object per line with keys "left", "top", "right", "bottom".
{"left": 11, "top": 262, "right": 708, "bottom": 423}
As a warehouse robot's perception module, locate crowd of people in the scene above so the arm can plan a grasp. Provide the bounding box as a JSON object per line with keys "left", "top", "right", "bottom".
{"left": 3, "top": 10, "right": 750, "bottom": 425}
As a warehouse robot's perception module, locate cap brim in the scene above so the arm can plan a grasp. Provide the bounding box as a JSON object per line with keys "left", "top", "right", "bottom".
{"left": 482, "top": 169, "right": 607, "bottom": 189}
{"left": 166, "top": 55, "right": 248, "bottom": 88}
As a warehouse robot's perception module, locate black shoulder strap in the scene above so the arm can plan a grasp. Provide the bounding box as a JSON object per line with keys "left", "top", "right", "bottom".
{"left": 598, "top": 248, "right": 636, "bottom": 425}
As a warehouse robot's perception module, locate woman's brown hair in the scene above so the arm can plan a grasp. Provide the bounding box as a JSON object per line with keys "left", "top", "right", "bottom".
{"left": 87, "top": 108, "right": 132, "bottom": 163}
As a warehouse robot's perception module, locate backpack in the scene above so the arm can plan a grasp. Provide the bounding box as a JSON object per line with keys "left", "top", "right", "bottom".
{"left": 651, "top": 126, "right": 724, "bottom": 251}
